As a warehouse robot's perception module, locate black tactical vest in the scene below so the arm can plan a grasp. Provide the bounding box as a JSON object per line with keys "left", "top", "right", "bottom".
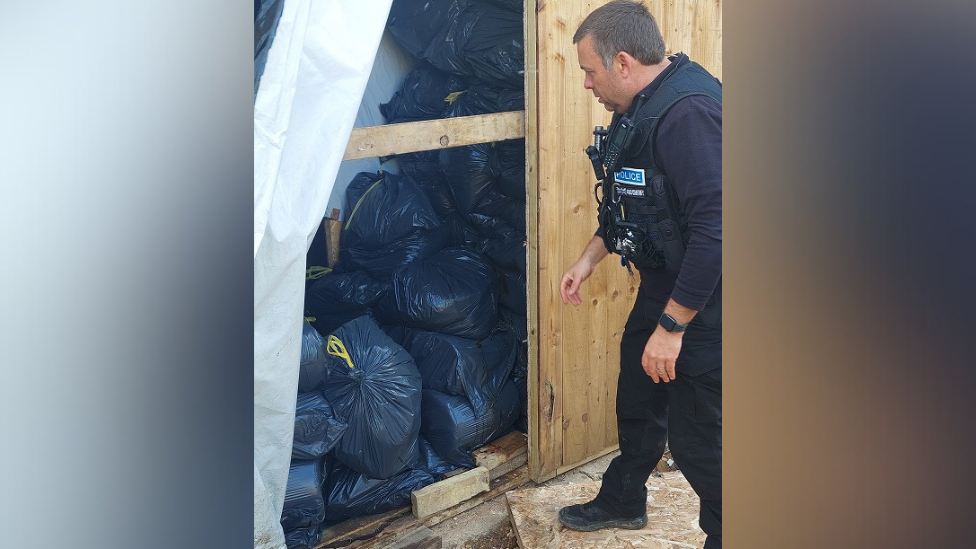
{"left": 592, "top": 58, "right": 722, "bottom": 273}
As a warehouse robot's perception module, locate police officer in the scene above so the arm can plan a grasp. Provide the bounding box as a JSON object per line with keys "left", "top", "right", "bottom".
{"left": 557, "top": 2, "right": 723, "bottom": 548}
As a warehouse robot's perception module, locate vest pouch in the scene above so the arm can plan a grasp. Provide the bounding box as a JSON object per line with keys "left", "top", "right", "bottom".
{"left": 658, "top": 219, "right": 685, "bottom": 273}
{"left": 648, "top": 174, "right": 688, "bottom": 274}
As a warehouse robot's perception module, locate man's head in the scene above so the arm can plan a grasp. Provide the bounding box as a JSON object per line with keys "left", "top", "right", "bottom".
{"left": 573, "top": 0, "right": 667, "bottom": 113}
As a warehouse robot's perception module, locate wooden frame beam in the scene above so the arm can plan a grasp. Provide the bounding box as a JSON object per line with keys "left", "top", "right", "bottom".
{"left": 342, "top": 111, "right": 526, "bottom": 161}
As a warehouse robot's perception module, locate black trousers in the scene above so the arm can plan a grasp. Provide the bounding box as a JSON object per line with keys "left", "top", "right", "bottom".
{"left": 594, "top": 289, "right": 723, "bottom": 548}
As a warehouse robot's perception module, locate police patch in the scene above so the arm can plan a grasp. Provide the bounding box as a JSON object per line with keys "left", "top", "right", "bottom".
{"left": 614, "top": 167, "right": 646, "bottom": 186}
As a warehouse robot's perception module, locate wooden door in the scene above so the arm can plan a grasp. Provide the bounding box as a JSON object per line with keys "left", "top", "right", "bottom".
{"left": 526, "top": 0, "right": 723, "bottom": 482}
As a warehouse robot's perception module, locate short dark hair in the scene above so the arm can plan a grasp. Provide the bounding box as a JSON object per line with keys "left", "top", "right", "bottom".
{"left": 573, "top": 0, "right": 666, "bottom": 69}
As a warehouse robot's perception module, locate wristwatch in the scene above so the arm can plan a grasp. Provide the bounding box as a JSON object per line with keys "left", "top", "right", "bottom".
{"left": 659, "top": 313, "right": 689, "bottom": 333}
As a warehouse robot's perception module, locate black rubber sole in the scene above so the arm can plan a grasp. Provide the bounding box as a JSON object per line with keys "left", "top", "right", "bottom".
{"left": 558, "top": 506, "right": 648, "bottom": 532}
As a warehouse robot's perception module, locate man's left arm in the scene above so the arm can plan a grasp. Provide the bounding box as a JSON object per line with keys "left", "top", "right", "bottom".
{"left": 641, "top": 95, "right": 723, "bottom": 383}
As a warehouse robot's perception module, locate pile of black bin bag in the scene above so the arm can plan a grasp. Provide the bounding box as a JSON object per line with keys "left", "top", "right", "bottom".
{"left": 280, "top": 1, "right": 528, "bottom": 546}
{"left": 384, "top": 0, "right": 529, "bottom": 432}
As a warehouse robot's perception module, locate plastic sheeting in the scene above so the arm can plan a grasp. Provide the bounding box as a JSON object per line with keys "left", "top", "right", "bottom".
{"left": 254, "top": 1, "right": 393, "bottom": 548}
{"left": 255, "top": 0, "right": 285, "bottom": 96}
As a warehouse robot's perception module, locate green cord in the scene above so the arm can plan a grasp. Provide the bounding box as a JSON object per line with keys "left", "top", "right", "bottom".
{"left": 306, "top": 266, "right": 332, "bottom": 280}
{"left": 344, "top": 177, "right": 384, "bottom": 230}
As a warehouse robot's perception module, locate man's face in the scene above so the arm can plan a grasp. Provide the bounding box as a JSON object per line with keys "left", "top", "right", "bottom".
{"left": 577, "top": 34, "right": 630, "bottom": 113}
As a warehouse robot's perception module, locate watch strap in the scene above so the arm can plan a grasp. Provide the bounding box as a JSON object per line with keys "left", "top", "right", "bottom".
{"left": 659, "top": 313, "right": 689, "bottom": 333}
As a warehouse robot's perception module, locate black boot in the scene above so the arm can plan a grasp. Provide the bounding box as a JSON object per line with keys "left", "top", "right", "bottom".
{"left": 558, "top": 500, "right": 648, "bottom": 532}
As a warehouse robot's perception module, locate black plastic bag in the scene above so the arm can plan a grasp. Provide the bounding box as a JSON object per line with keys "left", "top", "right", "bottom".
{"left": 451, "top": 83, "right": 525, "bottom": 115}
{"left": 283, "top": 524, "right": 322, "bottom": 549}
{"left": 421, "top": 380, "right": 520, "bottom": 467}
{"left": 304, "top": 271, "right": 391, "bottom": 338}
{"left": 280, "top": 459, "right": 326, "bottom": 530}
{"left": 497, "top": 268, "right": 527, "bottom": 316}
{"left": 406, "top": 164, "right": 458, "bottom": 218}
{"left": 322, "top": 315, "right": 424, "bottom": 480}
{"left": 467, "top": 213, "right": 525, "bottom": 272}
{"left": 499, "top": 309, "right": 528, "bottom": 379}
{"left": 421, "top": 3, "right": 473, "bottom": 78}
{"left": 380, "top": 63, "right": 467, "bottom": 123}
{"left": 439, "top": 212, "right": 482, "bottom": 249}
{"left": 456, "top": 5, "right": 524, "bottom": 89}
{"left": 423, "top": 3, "right": 524, "bottom": 89}
{"left": 299, "top": 320, "right": 330, "bottom": 393}
{"left": 395, "top": 150, "right": 444, "bottom": 192}
{"left": 292, "top": 392, "right": 348, "bottom": 460}
{"left": 387, "top": 0, "right": 463, "bottom": 60}
{"left": 324, "top": 462, "right": 435, "bottom": 521}
{"left": 338, "top": 229, "right": 448, "bottom": 279}
{"left": 471, "top": 189, "right": 525, "bottom": 231}
{"left": 339, "top": 172, "right": 446, "bottom": 277}
{"left": 419, "top": 436, "right": 459, "bottom": 479}
{"left": 342, "top": 171, "right": 441, "bottom": 248}
{"left": 511, "top": 374, "right": 528, "bottom": 433}
{"left": 489, "top": 138, "right": 526, "bottom": 199}
{"left": 479, "top": 0, "right": 523, "bottom": 13}
{"left": 396, "top": 148, "right": 486, "bottom": 249}
{"left": 440, "top": 143, "right": 496, "bottom": 214}
{"left": 402, "top": 328, "right": 517, "bottom": 417}
{"left": 377, "top": 247, "right": 499, "bottom": 340}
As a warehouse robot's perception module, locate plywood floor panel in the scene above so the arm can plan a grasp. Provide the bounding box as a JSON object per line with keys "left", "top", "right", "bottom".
{"left": 506, "top": 472, "right": 705, "bottom": 549}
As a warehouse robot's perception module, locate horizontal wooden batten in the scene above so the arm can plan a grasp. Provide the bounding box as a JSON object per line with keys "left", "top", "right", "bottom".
{"left": 411, "top": 467, "right": 490, "bottom": 519}
{"left": 342, "top": 111, "right": 526, "bottom": 161}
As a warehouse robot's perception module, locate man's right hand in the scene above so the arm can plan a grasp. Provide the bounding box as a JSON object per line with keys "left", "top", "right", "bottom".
{"left": 560, "top": 259, "right": 594, "bottom": 306}
{"left": 559, "top": 236, "right": 609, "bottom": 306}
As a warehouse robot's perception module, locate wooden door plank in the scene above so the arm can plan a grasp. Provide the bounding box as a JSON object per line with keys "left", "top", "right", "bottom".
{"left": 523, "top": 0, "right": 544, "bottom": 484}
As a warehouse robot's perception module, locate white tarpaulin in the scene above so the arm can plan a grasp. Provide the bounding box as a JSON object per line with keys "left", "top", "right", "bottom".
{"left": 253, "top": 1, "right": 392, "bottom": 547}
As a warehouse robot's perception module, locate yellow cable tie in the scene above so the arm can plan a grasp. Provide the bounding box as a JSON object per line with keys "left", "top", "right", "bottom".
{"left": 327, "top": 335, "right": 355, "bottom": 369}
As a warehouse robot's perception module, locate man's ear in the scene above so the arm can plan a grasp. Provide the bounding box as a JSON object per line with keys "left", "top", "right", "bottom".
{"left": 616, "top": 51, "right": 634, "bottom": 78}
